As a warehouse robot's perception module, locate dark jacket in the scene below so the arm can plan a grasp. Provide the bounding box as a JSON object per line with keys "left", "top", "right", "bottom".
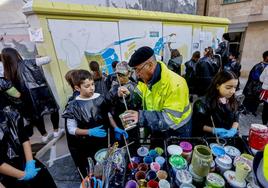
{"left": 215, "top": 41, "right": 229, "bottom": 67}
{"left": 94, "top": 76, "right": 109, "bottom": 95}
{"left": 0, "top": 107, "right": 28, "bottom": 172}
{"left": 192, "top": 97, "right": 239, "bottom": 137}
{"left": 14, "top": 59, "right": 58, "bottom": 119}
{"left": 185, "top": 59, "right": 197, "bottom": 94}
{"left": 243, "top": 62, "right": 267, "bottom": 97}
{"left": 195, "top": 57, "right": 219, "bottom": 96}
{"left": 168, "top": 56, "right": 183, "bottom": 75}
{"left": 0, "top": 78, "right": 22, "bottom": 110}
{"left": 224, "top": 60, "right": 241, "bottom": 78}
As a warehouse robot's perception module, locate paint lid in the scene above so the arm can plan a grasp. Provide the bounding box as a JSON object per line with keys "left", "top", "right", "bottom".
{"left": 206, "top": 173, "right": 225, "bottom": 188}
{"left": 167, "top": 145, "right": 183, "bottom": 155}
{"left": 224, "top": 146, "right": 241, "bottom": 158}
{"left": 137, "top": 146, "right": 149, "bottom": 157}
{"left": 210, "top": 143, "right": 221, "bottom": 149}
{"left": 169, "top": 155, "right": 187, "bottom": 169}
{"left": 176, "top": 170, "right": 192, "bottom": 184}
{"left": 179, "top": 141, "right": 193, "bottom": 153}
{"left": 251, "top": 124, "right": 268, "bottom": 132}
{"left": 215, "top": 155, "right": 232, "bottom": 169}
{"left": 211, "top": 145, "right": 225, "bottom": 157}
{"left": 223, "top": 170, "right": 246, "bottom": 188}
{"left": 247, "top": 182, "right": 260, "bottom": 188}
{"left": 149, "top": 149, "right": 158, "bottom": 158}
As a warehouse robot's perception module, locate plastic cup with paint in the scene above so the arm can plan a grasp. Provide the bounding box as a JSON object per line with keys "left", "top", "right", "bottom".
{"left": 215, "top": 155, "right": 232, "bottom": 174}
{"left": 149, "top": 149, "right": 158, "bottom": 159}
{"left": 119, "top": 112, "right": 136, "bottom": 130}
{"left": 125, "top": 180, "right": 138, "bottom": 188}
{"left": 135, "top": 171, "right": 146, "bottom": 181}
{"left": 175, "top": 169, "right": 192, "bottom": 186}
{"left": 159, "top": 179, "right": 171, "bottom": 188}
{"left": 146, "top": 170, "right": 157, "bottom": 180}
{"left": 128, "top": 162, "right": 138, "bottom": 171}
{"left": 235, "top": 162, "right": 251, "bottom": 182}
{"left": 131, "top": 156, "right": 142, "bottom": 164}
{"left": 169, "top": 155, "right": 187, "bottom": 175}
{"left": 211, "top": 145, "right": 225, "bottom": 157}
{"left": 224, "top": 146, "right": 241, "bottom": 159}
{"left": 224, "top": 170, "right": 247, "bottom": 188}
{"left": 167, "top": 145, "right": 183, "bottom": 155}
{"left": 206, "top": 173, "right": 225, "bottom": 188}
{"left": 138, "top": 163, "right": 148, "bottom": 172}
{"left": 179, "top": 183, "right": 196, "bottom": 188}
{"left": 143, "top": 156, "right": 153, "bottom": 165}
{"left": 157, "top": 170, "right": 168, "bottom": 180}
{"left": 137, "top": 146, "right": 149, "bottom": 157}
{"left": 147, "top": 180, "right": 159, "bottom": 188}
{"left": 137, "top": 179, "right": 147, "bottom": 188}
{"left": 155, "top": 156, "right": 166, "bottom": 168}
{"left": 180, "top": 141, "right": 193, "bottom": 162}
{"left": 155, "top": 147, "right": 164, "bottom": 156}
{"left": 150, "top": 162, "right": 161, "bottom": 172}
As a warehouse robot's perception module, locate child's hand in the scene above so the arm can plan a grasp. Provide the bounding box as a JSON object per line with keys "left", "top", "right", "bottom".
{"left": 88, "top": 125, "right": 107, "bottom": 138}
{"left": 118, "top": 86, "right": 130, "bottom": 97}
{"left": 114, "top": 127, "right": 128, "bottom": 140}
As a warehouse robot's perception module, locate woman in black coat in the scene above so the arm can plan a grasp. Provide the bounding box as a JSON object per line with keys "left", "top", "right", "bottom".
{"left": 1, "top": 48, "right": 60, "bottom": 142}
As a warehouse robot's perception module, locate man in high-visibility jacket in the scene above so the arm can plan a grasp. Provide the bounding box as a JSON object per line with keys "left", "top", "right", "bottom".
{"left": 119, "top": 46, "right": 192, "bottom": 137}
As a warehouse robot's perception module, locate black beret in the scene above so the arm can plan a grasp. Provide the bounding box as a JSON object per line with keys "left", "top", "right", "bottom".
{"left": 128, "top": 46, "right": 154, "bottom": 67}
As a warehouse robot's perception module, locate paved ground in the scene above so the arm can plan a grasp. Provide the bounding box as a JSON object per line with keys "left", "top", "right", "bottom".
{"left": 32, "top": 77, "right": 264, "bottom": 188}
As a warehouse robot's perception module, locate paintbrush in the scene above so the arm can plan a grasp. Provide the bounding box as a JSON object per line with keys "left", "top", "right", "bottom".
{"left": 210, "top": 116, "right": 220, "bottom": 145}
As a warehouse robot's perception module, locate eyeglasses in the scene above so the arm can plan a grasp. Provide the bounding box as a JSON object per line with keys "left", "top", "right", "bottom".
{"left": 133, "top": 62, "right": 149, "bottom": 74}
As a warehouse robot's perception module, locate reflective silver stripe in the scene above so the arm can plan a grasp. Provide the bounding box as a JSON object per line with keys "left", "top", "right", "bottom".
{"left": 162, "top": 109, "right": 192, "bottom": 130}
{"left": 163, "top": 104, "right": 191, "bottom": 118}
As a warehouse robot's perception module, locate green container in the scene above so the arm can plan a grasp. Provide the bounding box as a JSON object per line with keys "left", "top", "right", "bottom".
{"left": 206, "top": 173, "right": 225, "bottom": 188}
{"left": 191, "top": 145, "right": 212, "bottom": 177}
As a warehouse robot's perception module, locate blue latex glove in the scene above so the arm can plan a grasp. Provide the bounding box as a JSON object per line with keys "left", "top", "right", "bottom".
{"left": 212, "top": 128, "right": 228, "bottom": 138}
{"left": 88, "top": 125, "right": 107, "bottom": 137}
{"left": 19, "top": 160, "right": 41, "bottom": 181}
{"left": 222, "top": 128, "right": 237, "bottom": 138}
{"left": 114, "top": 127, "right": 129, "bottom": 140}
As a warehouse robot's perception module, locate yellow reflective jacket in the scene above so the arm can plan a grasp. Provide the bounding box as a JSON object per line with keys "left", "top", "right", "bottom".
{"left": 136, "top": 61, "right": 191, "bottom": 130}
{"left": 264, "top": 144, "right": 268, "bottom": 182}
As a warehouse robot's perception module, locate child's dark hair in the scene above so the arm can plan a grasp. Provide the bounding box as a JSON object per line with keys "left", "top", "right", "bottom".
{"left": 206, "top": 70, "right": 238, "bottom": 111}
{"left": 263, "top": 51, "right": 268, "bottom": 60}
{"left": 89, "top": 61, "right": 100, "bottom": 72}
{"left": 72, "top": 69, "right": 93, "bottom": 87}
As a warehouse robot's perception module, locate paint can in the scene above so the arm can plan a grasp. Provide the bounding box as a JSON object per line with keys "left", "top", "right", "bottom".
{"left": 191, "top": 145, "right": 213, "bottom": 177}
{"left": 248, "top": 124, "right": 268, "bottom": 151}
{"left": 175, "top": 169, "right": 192, "bottom": 186}
{"left": 224, "top": 146, "right": 241, "bottom": 159}
{"left": 215, "top": 155, "right": 232, "bottom": 174}
{"left": 180, "top": 141, "right": 193, "bottom": 162}
{"left": 169, "top": 155, "right": 187, "bottom": 175}
{"left": 206, "top": 173, "right": 225, "bottom": 188}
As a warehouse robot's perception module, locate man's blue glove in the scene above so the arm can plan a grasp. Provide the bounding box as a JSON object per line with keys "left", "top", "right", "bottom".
{"left": 222, "top": 128, "right": 237, "bottom": 138}
{"left": 114, "top": 127, "right": 128, "bottom": 140}
{"left": 19, "top": 160, "right": 41, "bottom": 181}
{"left": 212, "top": 128, "right": 228, "bottom": 138}
{"left": 88, "top": 125, "right": 107, "bottom": 138}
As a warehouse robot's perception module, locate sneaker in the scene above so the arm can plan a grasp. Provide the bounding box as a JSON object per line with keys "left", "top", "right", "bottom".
{"left": 41, "top": 133, "right": 53, "bottom": 143}
{"left": 53, "top": 128, "right": 64, "bottom": 138}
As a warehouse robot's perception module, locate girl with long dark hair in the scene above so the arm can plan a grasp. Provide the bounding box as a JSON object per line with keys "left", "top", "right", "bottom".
{"left": 1, "top": 48, "right": 61, "bottom": 142}
{"left": 192, "top": 70, "right": 239, "bottom": 137}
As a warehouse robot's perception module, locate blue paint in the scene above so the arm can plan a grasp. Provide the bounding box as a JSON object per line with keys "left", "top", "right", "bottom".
{"left": 211, "top": 146, "right": 225, "bottom": 157}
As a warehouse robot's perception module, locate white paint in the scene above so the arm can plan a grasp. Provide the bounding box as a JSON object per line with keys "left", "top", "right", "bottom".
{"left": 119, "top": 20, "right": 162, "bottom": 61}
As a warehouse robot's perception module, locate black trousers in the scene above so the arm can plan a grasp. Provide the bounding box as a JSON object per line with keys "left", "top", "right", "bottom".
{"left": 262, "top": 102, "right": 268, "bottom": 125}
{"left": 1, "top": 159, "right": 57, "bottom": 188}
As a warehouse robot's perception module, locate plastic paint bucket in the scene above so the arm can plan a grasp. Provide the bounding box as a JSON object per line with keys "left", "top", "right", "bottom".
{"left": 175, "top": 169, "right": 192, "bottom": 186}
{"left": 248, "top": 124, "right": 268, "bottom": 150}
